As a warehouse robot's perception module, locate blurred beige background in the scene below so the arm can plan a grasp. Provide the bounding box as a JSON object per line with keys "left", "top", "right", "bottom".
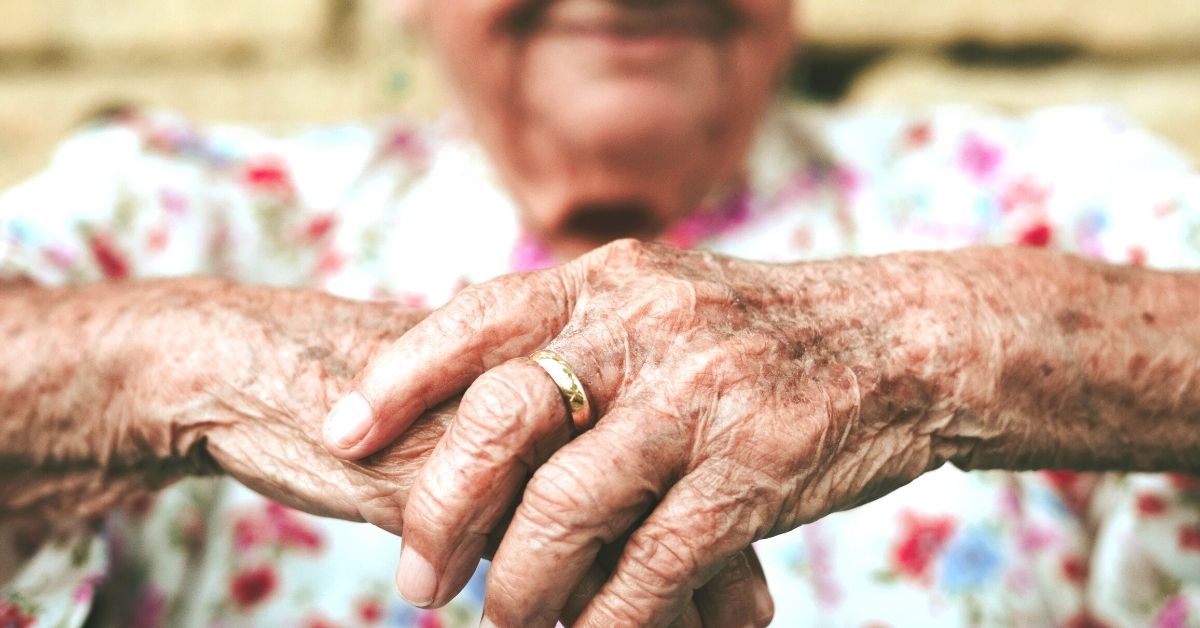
{"left": 1, "top": 0, "right": 1198, "bottom": 187}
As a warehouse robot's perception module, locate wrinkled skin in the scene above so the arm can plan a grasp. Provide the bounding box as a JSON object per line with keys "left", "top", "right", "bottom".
{"left": 327, "top": 238, "right": 1200, "bottom": 626}
{"left": 324, "top": 240, "right": 1000, "bottom": 626}
{"left": 0, "top": 279, "right": 438, "bottom": 528}
{"left": 0, "top": 278, "right": 767, "bottom": 626}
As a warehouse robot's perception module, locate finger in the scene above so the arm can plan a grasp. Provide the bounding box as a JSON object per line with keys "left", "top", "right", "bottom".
{"left": 561, "top": 564, "right": 608, "bottom": 626}
{"left": 671, "top": 601, "right": 704, "bottom": 628}
{"left": 693, "top": 548, "right": 773, "bottom": 628}
{"left": 558, "top": 563, "right": 702, "bottom": 628}
{"left": 480, "top": 407, "right": 690, "bottom": 628}
{"left": 321, "top": 267, "right": 578, "bottom": 459}
{"left": 574, "top": 462, "right": 763, "bottom": 628}
{"left": 395, "top": 357, "right": 572, "bottom": 608}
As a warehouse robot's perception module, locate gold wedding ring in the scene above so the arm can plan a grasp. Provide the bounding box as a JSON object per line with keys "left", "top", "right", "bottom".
{"left": 530, "top": 349, "right": 593, "bottom": 433}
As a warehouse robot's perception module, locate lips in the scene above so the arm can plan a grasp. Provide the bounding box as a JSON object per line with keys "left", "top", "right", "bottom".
{"left": 509, "top": 0, "right": 738, "bottom": 40}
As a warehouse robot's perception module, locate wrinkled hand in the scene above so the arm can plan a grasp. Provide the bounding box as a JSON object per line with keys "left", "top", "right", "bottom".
{"left": 325, "top": 240, "right": 983, "bottom": 626}
{"left": 101, "top": 280, "right": 442, "bottom": 532}
{"left": 118, "top": 279, "right": 759, "bottom": 625}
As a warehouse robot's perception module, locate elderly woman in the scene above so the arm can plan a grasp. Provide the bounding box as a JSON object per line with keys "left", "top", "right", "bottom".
{"left": 2, "top": 0, "right": 1199, "bottom": 626}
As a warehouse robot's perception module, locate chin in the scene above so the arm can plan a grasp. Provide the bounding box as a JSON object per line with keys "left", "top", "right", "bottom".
{"left": 568, "top": 88, "right": 718, "bottom": 162}
{"left": 507, "top": 88, "right": 740, "bottom": 240}
{"left": 513, "top": 162, "right": 710, "bottom": 241}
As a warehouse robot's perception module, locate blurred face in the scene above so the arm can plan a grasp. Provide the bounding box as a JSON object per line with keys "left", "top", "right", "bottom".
{"left": 411, "top": 0, "right": 794, "bottom": 250}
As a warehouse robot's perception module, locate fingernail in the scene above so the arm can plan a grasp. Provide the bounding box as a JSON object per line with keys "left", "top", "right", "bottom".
{"left": 396, "top": 546, "right": 438, "bottom": 608}
{"left": 323, "top": 392, "right": 372, "bottom": 448}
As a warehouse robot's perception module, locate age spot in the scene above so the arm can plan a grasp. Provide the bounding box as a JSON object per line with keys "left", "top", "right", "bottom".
{"left": 1055, "top": 310, "right": 1101, "bottom": 334}
{"left": 1128, "top": 354, "right": 1148, "bottom": 376}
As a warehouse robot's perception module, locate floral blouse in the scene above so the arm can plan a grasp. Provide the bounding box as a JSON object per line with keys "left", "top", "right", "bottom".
{"left": 1, "top": 103, "right": 1198, "bottom": 628}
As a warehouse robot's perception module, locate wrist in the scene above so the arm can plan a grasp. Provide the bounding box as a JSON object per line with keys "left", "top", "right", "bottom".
{"left": 773, "top": 253, "right": 995, "bottom": 470}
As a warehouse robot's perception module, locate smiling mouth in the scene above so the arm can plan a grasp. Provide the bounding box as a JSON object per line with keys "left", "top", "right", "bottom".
{"left": 508, "top": 0, "right": 739, "bottom": 40}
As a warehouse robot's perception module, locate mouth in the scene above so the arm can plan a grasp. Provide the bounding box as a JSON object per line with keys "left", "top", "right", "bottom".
{"left": 508, "top": 0, "right": 739, "bottom": 41}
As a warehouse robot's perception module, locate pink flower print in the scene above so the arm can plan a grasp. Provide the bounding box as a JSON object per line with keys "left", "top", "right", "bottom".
{"left": 802, "top": 524, "right": 844, "bottom": 608}
{"left": 902, "top": 121, "right": 934, "bottom": 150}
{"left": 510, "top": 233, "right": 556, "bottom": 271}
{"left": 778, "top": 169, "right": 823, "bottom": 205}
{"left": 158, "top": 188, "right": 189, "bottom": 215}
{"left": 1179, "top": 524, "right": 1200, "bottom": 552}
{"left": 1042, "top": 470, "right": 1099, "bottom": 514}
{"left": 1155, "top": 596, "right": 1190, "bottom": 628}
{"left": 890, "top": 512, "right": 956, "bottom": 584}
{"left": 833, "top": 166, "right": 862, "bottom": 200}
{"left": 357, "top": 599, "right": 383, "bottom": 624}
{"left": 233, "top": 515, "right": 268, "bottom": 552}
{"left": 1016, "top": 525, "right": 1058, "bottom": 554}
{"left": 1060, "top": 555, "right": 1089, "bottom": 584}
{"left": 1017, "top": 222, "right": 1053, "bottom": 248}
{"left": 1169, "top": 474, "right": 1200, "bottom": 493}
{"left": 1153, "top": 199, "right": 1182, "bottom": 219}
{"left": 73, "top": 574, "right": 104, "bottom": 604}
{"left": 663, "top": 190, "right": 752, "bottom": 248}
{"left": 316, "top": 248, "right": 346, "bottom": 276}
{"left": 790, "top": 226, "right": 814, "bottom": 251}
{"left": 1128, "top": 246, "right": 1148, "bottom": 267}
{"left": 385, "top": 129, "right": 430, "bottom": 163}
{"left": 243, "top": 158, "right": 296, "bottom": 199}
{"left": 230, "top": 565, "right": 278, "bottom": 609}
{"left": 1136, "top": 493, "right": 1168, "bottom": 517}
{"left": 146, "top": 225, "right": 169, "bottom": 252}
{"left": 42, "top": 246, "right": 77, "bottom": 271}
{"left": 417, "top": 611, "right": 444, "bottom": 628}
{"left": 304, "top": 214, "right": 337, "bottom": 243}
{"left": 88, "top": 232, "right": 130, "bottom": 279}
{"left": 959, "top": 134, "right": 1004, "bottom": 182}
{"left": 1000, "top": 177, "right": 1051, "bottom": 215}
{"left": 266, "top": 502, "right": 324, "bottom": 552}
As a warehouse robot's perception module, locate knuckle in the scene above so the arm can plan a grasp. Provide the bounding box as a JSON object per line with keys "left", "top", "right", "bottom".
{"left": 404, "top": 479, "right": 459, "bottom": 533}
{"left": 438, "top": 286, "right": 490, "bottom": 335}
{"left": 601, "top": 237, "right": 646, "bottom": 262}
{"left": 521, "top": 463, "right": 597, "bottom": 531}
{"left": 454, "top": 366, "right": 560, "bottom": 463}
{"left": 585, "top": 238, "right": 668, "bottom": 274}
{"left": 624, "top": 525, "right": 703, "bottom": 594}
{"left": 461, "top": 371, "right": 530, "bottom": 431}
{"left": 584, "top": 591, "right": 652, "bottom": 627}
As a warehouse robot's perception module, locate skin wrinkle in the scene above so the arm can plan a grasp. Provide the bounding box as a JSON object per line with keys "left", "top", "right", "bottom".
{"left": 7, "top": 212, "right": 1200, "bottom": 625}
{"left": 1, "top": 278, "right": 457, "bottom": 528}
{"left": 377, "top": 241, "right": 1200, "bottom": 625}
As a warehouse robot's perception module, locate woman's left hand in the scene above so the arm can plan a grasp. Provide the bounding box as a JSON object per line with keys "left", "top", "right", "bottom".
{"left": 323, "top": 239, "right": 991, "bottom": 626}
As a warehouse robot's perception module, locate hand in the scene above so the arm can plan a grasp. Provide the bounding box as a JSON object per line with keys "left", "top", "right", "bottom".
{"left": 2, "top": 277, "right": 760, "bottom": 625}
{"left": 144, "top": 279, "right": 765, "bottom": 625}
{"left": 326, "top": 240, "right": 984, "bottom": 626}
{"left": 1, "top": 278, "right": 441, "bottom": 529}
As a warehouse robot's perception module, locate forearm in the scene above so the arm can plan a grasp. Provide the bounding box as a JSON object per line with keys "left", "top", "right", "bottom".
{"left": 939, "top": 248, "right": 1200, "bottom": 473}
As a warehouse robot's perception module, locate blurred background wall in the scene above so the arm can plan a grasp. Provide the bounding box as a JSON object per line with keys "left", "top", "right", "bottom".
{"left": 1, "top": 0, "right": 1198, "bottom": 187}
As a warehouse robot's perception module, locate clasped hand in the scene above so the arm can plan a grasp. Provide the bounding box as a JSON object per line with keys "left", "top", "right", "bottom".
{"left": 325, "top": 240, "right": 978, "bottom": 627}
